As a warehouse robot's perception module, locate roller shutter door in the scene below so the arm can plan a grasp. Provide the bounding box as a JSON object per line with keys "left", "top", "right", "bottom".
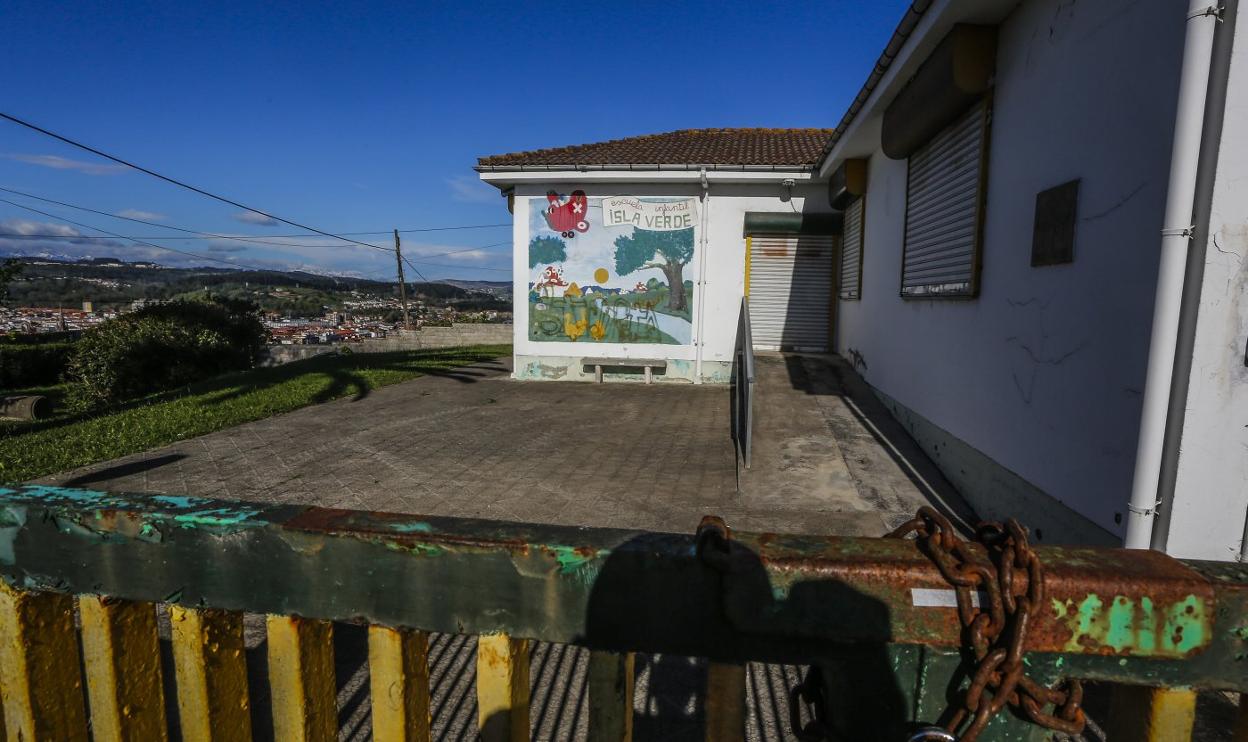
{"left": 747, "top": 234, "right": 835, "bottom": 351}
{"left": 839, "top": 196, "right": 864, "bottom": 299}
{"left": 902, "top": 100, "right": 989, "bottom": 297}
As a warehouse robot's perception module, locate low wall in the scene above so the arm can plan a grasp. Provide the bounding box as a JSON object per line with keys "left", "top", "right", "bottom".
{"left": 260, "top": 324, "right": 511, "bottom": 366}
{"left": 512, "top": 354, "right": 733, "bottom": 384}
{"left": 355, "top": 324, "right": 511, "bottom": 353}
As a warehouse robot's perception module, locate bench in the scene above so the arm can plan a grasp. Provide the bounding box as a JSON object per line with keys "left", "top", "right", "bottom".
{"left": 582, "top": 357, "right": 668, "bottom": 384}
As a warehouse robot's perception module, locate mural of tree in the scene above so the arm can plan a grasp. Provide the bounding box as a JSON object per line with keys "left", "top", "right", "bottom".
{"left": 613, "top": 229, "right": 694, "bottom": 311}
{"left": 529, "top": 236, "right": 567, "bottom": 268}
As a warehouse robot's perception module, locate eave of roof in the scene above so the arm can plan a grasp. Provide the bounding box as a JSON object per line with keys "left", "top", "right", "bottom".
{"left": 474, "top": 162, "right": 817, "bottom": 173}
{"left": 816, "top": 0, "right": 934, "bottom": 170}
{"left": 476, "top": 128, "right": 833, "bottom": 172}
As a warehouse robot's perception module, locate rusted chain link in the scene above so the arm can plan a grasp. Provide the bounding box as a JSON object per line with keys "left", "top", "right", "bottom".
{"left": 888, "top": 507, "right": 1086, "bottom": 741}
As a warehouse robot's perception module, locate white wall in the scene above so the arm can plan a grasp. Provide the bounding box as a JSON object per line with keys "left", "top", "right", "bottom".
{"left": 1166, "top": 8, "right": 1248, "bottom": 562}
{"left": 836, "top": 0, "right": 1188, "bottom": 537}
{"left": 511, "top": 181, "right": 829, "bottom": 381}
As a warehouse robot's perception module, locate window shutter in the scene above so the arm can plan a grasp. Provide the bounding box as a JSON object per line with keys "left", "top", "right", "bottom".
{"left": 839, "top": 196, "right": 865, "bottom": 300}
{"left": 748, "top": 234, "right": 835, "bottom": 351}
{"left": 901, "top": 100, "right": 989, "bottom": 297}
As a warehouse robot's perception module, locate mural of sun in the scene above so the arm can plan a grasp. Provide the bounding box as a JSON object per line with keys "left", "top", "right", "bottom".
{"left": 593, "top": 267, "right": 609, "bottom": 284}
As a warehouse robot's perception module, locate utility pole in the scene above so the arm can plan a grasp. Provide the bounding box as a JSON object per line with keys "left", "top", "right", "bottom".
{"left": 393, "top": 229, "right": 412, "bottom": 330}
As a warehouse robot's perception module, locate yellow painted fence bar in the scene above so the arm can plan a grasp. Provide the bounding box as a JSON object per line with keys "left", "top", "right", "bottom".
{"left": 170, "top": 605, "right": 252, "bottom": 742}
{"left": 368, "top": 624, "right": 431, "bottom": 742}
{"left": 1108, "top": 685, "right": 1197, "bottom": 742}
{"left": 477, "top": 633, "right": 530, "bottom": 742}
{"left": 704, "top": 661, "right": 746, "bottom": 742}
{"left": 79, "top": 595, "right": 169, "bottom": 742}
{"left": 267, "top": 615, "right": 336, "bottom": 742}
{"left": 588, "top": 650, "right": 634, "bottom": 742}
{"left": 0, "top": 582, "right": 88, "bottom": 741}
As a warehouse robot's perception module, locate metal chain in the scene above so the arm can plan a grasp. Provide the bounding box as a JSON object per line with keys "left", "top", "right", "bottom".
{"left": 888, "top": 507, "right": 1086, "bottom": 741}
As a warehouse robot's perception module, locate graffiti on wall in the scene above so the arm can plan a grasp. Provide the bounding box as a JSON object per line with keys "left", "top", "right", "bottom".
{"left": 528, "top": 192, "right": 698, "bottom": 344}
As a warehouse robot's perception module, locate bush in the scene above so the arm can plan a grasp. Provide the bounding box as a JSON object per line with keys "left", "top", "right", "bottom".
{"left": 0, "top": 330, "right": 80, "bottom": 345}
{"left": 0, "top": 342, "right": 74, "bottom": 389}
{"left": 66, "top": 298, "right": 266, "bottom": 410}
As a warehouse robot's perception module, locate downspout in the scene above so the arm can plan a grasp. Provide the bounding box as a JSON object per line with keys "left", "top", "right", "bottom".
{"left": 1152, "top": 0, "right": 1238, "bottom": 552}
{"left": 694, "top": 167, "right": 710, "bottom": 383}
{"left": 1124, "top": 0, "right": 1223, "bottom": 549}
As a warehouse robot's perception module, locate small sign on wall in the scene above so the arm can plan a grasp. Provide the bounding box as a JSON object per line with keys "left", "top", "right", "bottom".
{"left": 603, "top": 196, "right": 698, "bottom": 231}
{"left": 1031, "top": 179, "right": 1080, "bottom": 267}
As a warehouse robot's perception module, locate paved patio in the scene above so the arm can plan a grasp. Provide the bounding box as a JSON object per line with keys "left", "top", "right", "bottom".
{"left": 37, "top": 354, "right": 968, "bottom": 537}
{"left": 37, "top": 351, "right": 978, "bottom": 740}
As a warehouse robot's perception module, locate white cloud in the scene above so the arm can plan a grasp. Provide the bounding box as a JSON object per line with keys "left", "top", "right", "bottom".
{"left": 0, "top": 218, "right": 509, "bottom": 279}
{"left": 0, "top": 218, "right": 84, "bottom": 238}
{"left": 233, "top": 210, "right": 281, "bottom": 226}
{"left": 2, "top": 153, "right": 129, "bottom": 175}
{"left": 116, "top": 209, "right": 165, "bottom": 221}
{"left": 447, "top": 175, "right": 501, "bottom": 204}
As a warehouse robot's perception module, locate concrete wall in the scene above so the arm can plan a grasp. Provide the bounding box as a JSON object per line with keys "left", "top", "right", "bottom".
{"left": 834, "top": 0, "right": 1188, "bottom": 540}
{"left": 511, "top": 182, "right": 831, "bottom": 383}
{"left": 260, "top": 324, "right": 511, "bottom": 366}
{"left": 1167, "top": 7, "right": 1248, "bottom": 561}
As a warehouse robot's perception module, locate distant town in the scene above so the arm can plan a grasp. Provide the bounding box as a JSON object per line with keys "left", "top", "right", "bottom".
{"left": 0, "top": 256, "right": 512, "bottom": 345}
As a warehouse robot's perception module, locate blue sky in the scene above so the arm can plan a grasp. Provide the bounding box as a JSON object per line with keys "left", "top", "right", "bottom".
{"left": 0, "top": 0, "right": 909, "bottom": 281}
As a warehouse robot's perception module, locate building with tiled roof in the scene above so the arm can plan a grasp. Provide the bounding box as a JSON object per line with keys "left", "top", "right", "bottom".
{"left": 476, "top": 129, "right": 833, "bottom": 171}
{"left": 477, "top": 123, "right": 840, "bottom": 388}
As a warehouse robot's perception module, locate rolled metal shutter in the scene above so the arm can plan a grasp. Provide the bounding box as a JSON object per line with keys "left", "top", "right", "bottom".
{"left": 747, "top": 234, "right": 835, "bottom": 351}
{"left": 839, "top": 196, "right": 864, "bottom": 299}
{"left": 902, "top": 99, "right": 988, "bottom": 297}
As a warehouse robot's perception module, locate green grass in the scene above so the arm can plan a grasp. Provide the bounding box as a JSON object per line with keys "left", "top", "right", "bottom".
{"left": 0, "top": 344, "right": 510, "bottom": 483}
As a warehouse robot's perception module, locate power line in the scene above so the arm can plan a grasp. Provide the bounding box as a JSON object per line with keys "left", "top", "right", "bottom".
{"left": 400, "top": 254, "right": 431, "bottom": 283}
{"left": 0, "top": 186, "right": 391, "bottom": 250}
{"left": 0, "top": 111, "right": 397, "bottom": 252}
{"left": 403, "top": 256, "right": 511, "bottom": 273}
{"left": 408, "top": 241, "right": 511, "bottom": 259}
{"left": 0, "top": 197, "right": 272, "bottom": 271}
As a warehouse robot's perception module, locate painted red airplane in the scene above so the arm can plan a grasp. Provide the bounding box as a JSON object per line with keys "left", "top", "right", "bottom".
{"left": 544, "top": 190, "right": 590, "bottom": 237}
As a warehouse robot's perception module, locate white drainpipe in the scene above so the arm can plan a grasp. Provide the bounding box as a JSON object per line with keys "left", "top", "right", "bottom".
{"left": 1124, "top": 0, "right": 1222, "bottom": 549}
{"left": 693, "top": 167, "right": 710, "bottom": 383}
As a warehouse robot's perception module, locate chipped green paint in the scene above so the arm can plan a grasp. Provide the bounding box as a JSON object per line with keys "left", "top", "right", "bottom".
{"left": 13, "top": 484, "right": 113, "bottom": 505}
{"left": 1052, "top": 592, "right": 1208, "bottom": 657}
{"left": 1161, "top": 594, "right": 1205, "bottom": 655}
{"left": 0, "top": 505, "right": 27, "bottom": 565}
{"left": 170, "top": 507, "right": 265, "bottom": 529}
{"left": 137, "top": 522, "right": 163, "bottom": 543}
{"left": 546, "top": 545, "right": 596, "bottom": 575}
{"left": 383, "top": 539, "right": 444, "bottom": 557}
{"left": 150, "top": 494, "right": 212, "bottom": 509}
{"left": 387, "top": 522, "right": 434, "bottom": 534}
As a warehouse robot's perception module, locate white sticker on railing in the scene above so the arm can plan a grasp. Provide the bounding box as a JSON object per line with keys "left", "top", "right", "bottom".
{"left": 911, "top": 588, "right": 985, "bottom": 608}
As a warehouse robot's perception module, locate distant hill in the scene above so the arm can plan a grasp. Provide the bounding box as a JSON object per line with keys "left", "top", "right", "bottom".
{"left": 0, "top": 256, "right": 510, "bottom": 312}
{"left": 441, "top": 279, "right": 512, "bottom": 299}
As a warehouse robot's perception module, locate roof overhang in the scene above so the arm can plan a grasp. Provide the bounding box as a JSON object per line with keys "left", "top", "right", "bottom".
{"left": 818, "top": 0, "right": 1016, "bottom": 179}
{"left": 477, "top": 166, "right": 820, "bottom": 189}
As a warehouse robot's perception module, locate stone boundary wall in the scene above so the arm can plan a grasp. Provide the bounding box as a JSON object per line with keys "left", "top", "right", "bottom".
{"left": 260, "top": 324, "right": 511, "bottom": 366}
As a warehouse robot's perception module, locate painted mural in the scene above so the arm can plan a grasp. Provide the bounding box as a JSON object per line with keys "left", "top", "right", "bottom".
{"left": 528, "top": 192, "right": 697, "bottom": 344}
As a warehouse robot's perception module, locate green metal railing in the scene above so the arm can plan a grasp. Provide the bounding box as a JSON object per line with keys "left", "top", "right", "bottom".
{"left": 0, "top": 484, "right": 1245, "bottom": 740}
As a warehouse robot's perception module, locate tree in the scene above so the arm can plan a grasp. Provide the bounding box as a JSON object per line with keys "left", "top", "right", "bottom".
{"left": 613, "top": 229, "right": 694, "bottom": 311}
{"left": 0, "top": 259, "right": 23, "bottom": 305}
{"left": 529, "top": 236, "right": 567, "bottom": 268}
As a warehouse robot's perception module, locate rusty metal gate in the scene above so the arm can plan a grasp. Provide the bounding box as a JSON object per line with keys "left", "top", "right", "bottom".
{"left": 0, "top": 484, "right": 1246, "bottom": 741}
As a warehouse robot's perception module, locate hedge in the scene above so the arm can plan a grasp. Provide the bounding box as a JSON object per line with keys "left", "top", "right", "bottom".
{"left": 0, "top": 342, "right": 74, "bottom": 390}
{"left": 65, "top": 298, "right": 266, "bottom": 411}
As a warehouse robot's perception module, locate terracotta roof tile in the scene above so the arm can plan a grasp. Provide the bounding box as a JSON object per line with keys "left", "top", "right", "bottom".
{"left": 476, "top": 128, "right": 834, "bottom": 169}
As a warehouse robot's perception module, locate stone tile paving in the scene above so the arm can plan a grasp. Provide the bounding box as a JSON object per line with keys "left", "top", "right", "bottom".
{"left": 45, "top": 352, "right": 987, "bottom": 741}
